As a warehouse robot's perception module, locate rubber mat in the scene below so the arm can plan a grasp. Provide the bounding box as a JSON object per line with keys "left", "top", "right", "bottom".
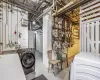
{"left": 32, "top": 74, "right": 48, "bottom": 80}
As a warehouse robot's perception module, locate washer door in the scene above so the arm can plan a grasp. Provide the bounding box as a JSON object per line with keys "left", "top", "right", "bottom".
{"left": 21, "top": 53, "right": 35, "bottom": 69}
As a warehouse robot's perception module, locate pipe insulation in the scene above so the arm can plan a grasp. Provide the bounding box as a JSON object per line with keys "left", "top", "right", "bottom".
{"left": 52, "top": 0, "right": 91, "bottom": 16}
{"left": 52, "top": 1, "right": 74, "bottom": 16}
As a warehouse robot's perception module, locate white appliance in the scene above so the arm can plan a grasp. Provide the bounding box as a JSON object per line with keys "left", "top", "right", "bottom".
{"left": 0, "top": 53, "right": 26, "bottom": 80}
{"left": 70, "top": 52, "right": 100, "bottom": 80}
{"left": 28, "top": 31, "right": 36, "bottom": 49}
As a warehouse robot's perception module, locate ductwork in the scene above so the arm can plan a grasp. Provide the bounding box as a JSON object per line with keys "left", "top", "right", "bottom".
{"left": 1, "top": 0, "right": 39, "bottom": 15}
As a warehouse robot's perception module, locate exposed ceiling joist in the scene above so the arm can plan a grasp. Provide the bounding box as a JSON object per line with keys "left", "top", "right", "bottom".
{"left": 35, "top": 0, "right": 45, "bottom": 11}
{"left": 1, "top": 0, "right": 39, "bottom": 16}
{"left": 52, "top": 0, "right": 91, "bottom": 17}
{"left": 1, "top": 0, "right": 52, "bottom": 17}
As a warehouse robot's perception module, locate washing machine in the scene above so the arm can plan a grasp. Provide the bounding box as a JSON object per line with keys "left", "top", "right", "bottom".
{"left": 17, "top": 48, "right": 35, "bottom": 75}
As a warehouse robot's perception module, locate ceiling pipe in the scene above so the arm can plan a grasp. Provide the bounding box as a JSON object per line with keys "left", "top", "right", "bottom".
{"left": 52, "top": 1, "right": 75, "bottom": 16}
{"left": 53, "top": 0, "right": 54, "bottom": 9}
{"left": 36, "top": 6, "right": 52, "bottom": 21}
{"left": 1, "top": 0, "right": 39, "bottom": 16}
{"left": 36, "top": 0, "right": 55, "bottom": 21}
{"left": 35, "top": 0, "right": 45, "bottom": 11}
{"left": 32, "top": 26, "right": 42, "bottom": 31}
{"left": 52, "top": 0, "right": 91, "bottom": 17}
{"left": 45, "top": 0, "right": 52, "bottom": 5}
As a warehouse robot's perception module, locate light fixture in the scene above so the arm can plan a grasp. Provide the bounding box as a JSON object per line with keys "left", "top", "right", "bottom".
{"left": 32, "top": 21, "right": 36, "bottom": 25}
{"left": 31, "top": 0, "right": 39, "bottom": 3}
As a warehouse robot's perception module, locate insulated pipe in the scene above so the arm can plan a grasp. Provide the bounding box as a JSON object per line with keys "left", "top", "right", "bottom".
{"left": 36, "top": 0, "right": 73, "bottom": 20}
{"left": 52, "top": 0, "right": 90, "bottom": 17}
{"left": 52, "top": 1, "right": 74, "bottom": 16}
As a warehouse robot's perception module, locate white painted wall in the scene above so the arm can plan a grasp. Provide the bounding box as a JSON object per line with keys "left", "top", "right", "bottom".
{"left": 43, "top": 10, "right": 52, "bottom": 68}
{"left": 28, "top": 31, "right": 36, "bottom": 49}
{"left": 43, "top": 9, "right": 58, "bottom": 68}
{"left": 0, "top": 2, "right": 28, "bottom": 51}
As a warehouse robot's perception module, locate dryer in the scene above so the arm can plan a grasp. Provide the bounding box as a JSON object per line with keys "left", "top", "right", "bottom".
{"left": 70, "top": 52, "right": 100, "bottom": 80}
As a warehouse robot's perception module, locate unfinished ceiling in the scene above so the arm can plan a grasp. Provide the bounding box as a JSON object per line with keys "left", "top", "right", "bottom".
{"left": 2, "top": 0, "right": 76, "bottom": 19}
{"left": 2, "top": 0, "right": 52, "bottom": 18}
{"left": 1, "top": 0, "right": 85, "bottom": 30}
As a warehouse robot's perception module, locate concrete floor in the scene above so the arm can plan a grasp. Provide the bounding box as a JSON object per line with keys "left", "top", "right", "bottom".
{"left": 26, "top": 51, "right": 69, "bottom": 80}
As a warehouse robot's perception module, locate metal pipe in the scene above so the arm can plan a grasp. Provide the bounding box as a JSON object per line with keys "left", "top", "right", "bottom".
{"left": 52, "top": 1, "right": 74, "bottom": 16}
{"left": 1, "top": 0, "right": 39, "bottom": 16}
{"left": 36, "top": 1, "right": 55, "bottom": 21}
{"left": 53, "top": 0, "right": 54, "bottom": 9}
{"left": 35, "top": 0, "right": 51, "bottom": 11}
{"left": 35, "top": 0, "right": 45, "bottom": 11}
{"left": 52, "top": 0, "right": 90, "bottom": 16}
{"left": 36, "top": 6, "right": 52, "bottom": 21}
{"left": 36, "top": 0, "right": 56, "bottom": 21}
{"left": 45, "top": 0, "right": 52, "bottom": 5}
{"left": 32, "top": 27, "right": 42, "bottom": 31}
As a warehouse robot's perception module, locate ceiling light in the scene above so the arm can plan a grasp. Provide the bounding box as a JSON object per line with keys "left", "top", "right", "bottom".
{"left": 31, "top": 0, "right": 39, "bottom": 2}
{"left": 32, "top": 21, "right": 36, "bottom": 25}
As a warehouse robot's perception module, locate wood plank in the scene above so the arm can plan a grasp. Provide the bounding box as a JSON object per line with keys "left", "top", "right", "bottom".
{"left": 91, "top": 22, "right": 95, "bottom": 53}
{"left": 80, "top": 0, "right": 100, "bottom": 54}
{"left": 84, "top": 23, "right": 86, "bottom": 52}
{"left": 80, "top": 0, "right": 100, "bottom": 10}
{"left": 81, "top": 23, "right": 84, "bottom": 52}
{"left": 81, "top": 12, "right": 100, "bottom": 21}
{"left": 81, "top": 17, "right": 100, "bottom": 23}
{"left": 80, "top": 20, "right": 82, "bottom": 51}
{"left": 80, "top": 2, "right": 100, "bottom": 14}
{"left": 96, "top": 21, "right": 99, "bottom": 54}
{"left": 68, "top": 55, "right": 75, "bottom": 67}
{"left": 87, "top": 23, "right": 90, "bottom": 52}
{"left": 80, "top": 8, "right": 100, "bottom": 17}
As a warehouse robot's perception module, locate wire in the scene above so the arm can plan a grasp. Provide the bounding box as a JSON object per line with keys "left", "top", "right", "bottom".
{"left": 16, "top": 7, "right": 18, "bottom": 43}
{"left": 2, "top": 2, "right": 3, "bottom": 50}
{"left": 10, "top": 3, "right": 13, "bottom": 47}
{"left": 5, "top": 3, "right": 7, "bottom": 48}
{"left": 8, "top": 4, "right": 10, "bottom": 47}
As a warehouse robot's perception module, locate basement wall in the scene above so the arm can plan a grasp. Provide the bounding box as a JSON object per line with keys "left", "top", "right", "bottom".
{"left": 0, "top": 2, "right": 28, "bottom": 52}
